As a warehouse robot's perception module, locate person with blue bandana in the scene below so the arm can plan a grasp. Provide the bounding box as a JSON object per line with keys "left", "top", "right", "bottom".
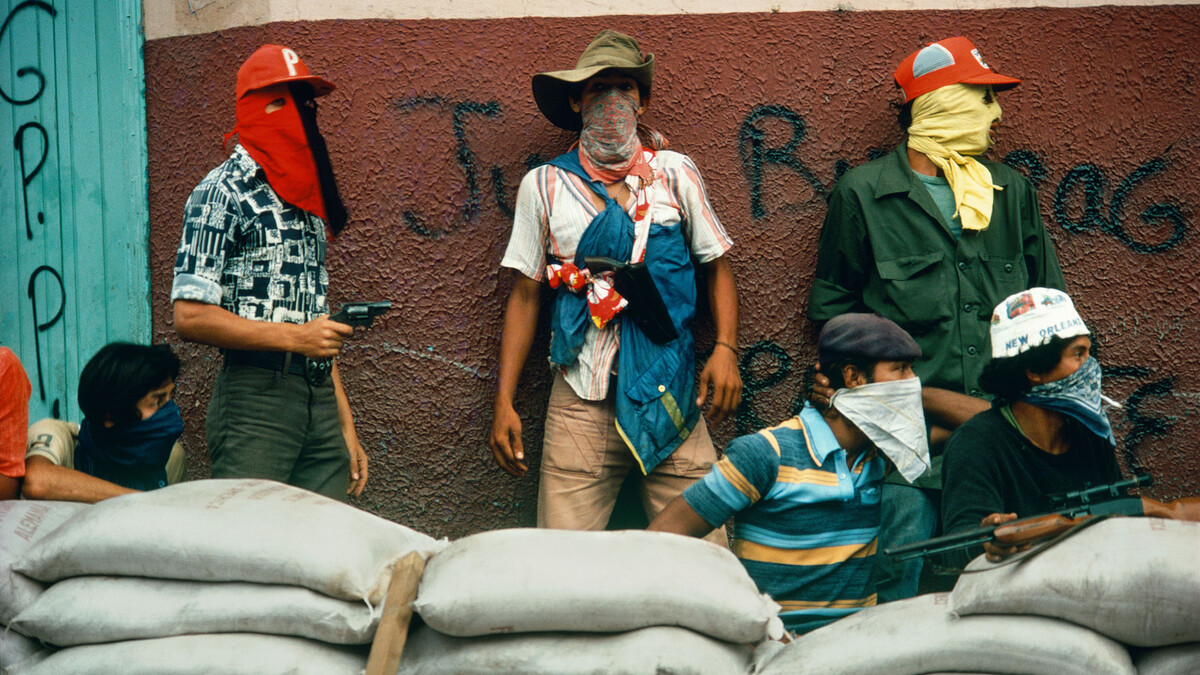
{"left": 22, "top": 343, "right": 187, "bottom": 503}
{"left": 941, "top": 288, "right": 1123, "bottom": 562}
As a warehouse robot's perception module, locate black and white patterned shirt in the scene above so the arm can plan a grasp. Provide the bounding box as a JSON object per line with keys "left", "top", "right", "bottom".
{"left": 171, "top": 145, "right": 329, "bottom": 324}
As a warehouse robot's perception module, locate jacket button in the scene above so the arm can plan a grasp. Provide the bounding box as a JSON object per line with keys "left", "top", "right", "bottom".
{"left": 658, "top": 384, "right": 666, "bottom": 393}
{"left": 957, "top": 261, "right": 967, "bottom": 271}
{"left": 970, "top": 388, "right": 981, "bottom": 396}
{"left": 1004, "top": 263, "right": 1014, "bottom": 273}
{"left": 967, "top": 346, "right": 978, "bottom": 356}
{"left": 962, "top": 303, "right": 973, "bottom": 312}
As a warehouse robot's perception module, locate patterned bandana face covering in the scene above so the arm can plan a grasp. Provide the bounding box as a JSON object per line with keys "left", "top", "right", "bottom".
{"left": 1021, "top": 356, "right": 1116, "bottom": 446}
{"left": 578, "top": 88, "right": 645, "bottom": 182}
{"left": 829, "top": 377, "right": 931, "bottom": 483}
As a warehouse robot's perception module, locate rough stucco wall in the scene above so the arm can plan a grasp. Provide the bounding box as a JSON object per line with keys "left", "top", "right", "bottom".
{"left": 146, "top": 8, "right": 1200, "bottom": 538}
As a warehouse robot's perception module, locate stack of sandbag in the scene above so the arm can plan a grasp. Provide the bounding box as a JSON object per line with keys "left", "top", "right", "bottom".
{"left": 1, "top": 499, "right": 90, "bottom": 674}
{"left": 756, "top": 517, "right": 1200, "bottom": 675}
{"left": 756, "top": 593, "right": 1137, "bottom": 675}
{"left": 6, "top": 479, "right": 446, "bottom": 675}
{"left": 400, "top": 528, "right": 783, "bottom": 674}
{"left": 949, "top": 518, "right": 1200, "bottom": 675}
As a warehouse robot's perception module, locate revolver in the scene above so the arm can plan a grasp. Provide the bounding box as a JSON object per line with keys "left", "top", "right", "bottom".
{"left": 305, "top": 301, "right": 392, "bottom": 385}
{"left": 329, "top": 301, "right": 392, "bottom": 328}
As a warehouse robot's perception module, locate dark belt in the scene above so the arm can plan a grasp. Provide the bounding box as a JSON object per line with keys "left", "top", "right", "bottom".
{"left": 223, "top": 349, "right": 307, "bottom": 376}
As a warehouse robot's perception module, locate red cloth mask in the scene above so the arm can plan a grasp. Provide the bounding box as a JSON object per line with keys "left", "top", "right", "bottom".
{"left": 228, "top": 87, "right": 328, "bottom": 222}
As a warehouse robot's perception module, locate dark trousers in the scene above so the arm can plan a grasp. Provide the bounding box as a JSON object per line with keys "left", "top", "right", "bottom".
{"left": 206, "top": 365, "right": 350, "bottom": 502}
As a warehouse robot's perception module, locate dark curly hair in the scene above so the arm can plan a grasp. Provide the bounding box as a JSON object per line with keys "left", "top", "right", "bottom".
{"left": 78, "top": 343, "right": 179, "bottom": 431}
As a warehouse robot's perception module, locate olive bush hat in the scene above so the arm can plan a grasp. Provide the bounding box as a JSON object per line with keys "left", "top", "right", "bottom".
{"left": 532, "top": 30, "right": 654, "bottom": 132}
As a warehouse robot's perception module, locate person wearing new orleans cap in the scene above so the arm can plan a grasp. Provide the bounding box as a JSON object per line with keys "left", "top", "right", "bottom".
{"left": 172, "top": 44, "right": 368, "bottom": 501}
{"left": 941, "top": 288, "right": 1122, "bottom": 563}
{"left": 489, "top": 30, "right": 741, "bottom": 540}
{"left": 650, "top": 313, "right": 929, "bottom": 634}
{"left": 807, "top": 37, "right": 1067, "bottom": 601}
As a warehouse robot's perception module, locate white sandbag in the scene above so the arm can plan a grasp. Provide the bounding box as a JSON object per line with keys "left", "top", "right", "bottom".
{"left": 413, "top": 528, "right": 783, "bottom": 643}
{"left": 757, "top": 593, "right": 1135, "bottom": 675}
{"left": 1, "top": 626, "right": 52, "bottom": 675}
{"left": 13, "top": 479, "right": 444, "bottom": 604}
{"left": 1134, "top": 643, "right": 1200, "bottom": 675}
{"left": 11, "top": 576, "right": 379, "bottom": 646}
{"left": 0, "top": 501, "right": 88, "bottom": 625}
{"left": 397, "top": 624, "right": 755, "bottom": 675}
{"left": 24, "top": 633, "right": 367, "bottom": 675}
{"left": 950, "top": 518, "right": 1200, "bottom": 647}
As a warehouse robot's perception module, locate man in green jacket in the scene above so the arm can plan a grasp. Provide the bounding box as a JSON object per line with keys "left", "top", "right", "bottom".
{"left": 807, "top": 37, "right": 1066, "bottom": 601}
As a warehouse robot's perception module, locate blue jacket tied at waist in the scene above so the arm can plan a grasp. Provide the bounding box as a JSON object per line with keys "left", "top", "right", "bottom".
{"left": 546, "top": 150, "right": 699, "bottom": 474}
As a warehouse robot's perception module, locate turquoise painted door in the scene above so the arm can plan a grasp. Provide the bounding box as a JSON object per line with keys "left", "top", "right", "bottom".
{"left": 2, "top": 0, "right": 150, "bottom": 423}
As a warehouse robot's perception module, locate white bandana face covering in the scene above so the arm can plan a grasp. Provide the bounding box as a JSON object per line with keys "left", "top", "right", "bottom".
{"left": 830, "top": 377, "right": 930, "bottom": 483}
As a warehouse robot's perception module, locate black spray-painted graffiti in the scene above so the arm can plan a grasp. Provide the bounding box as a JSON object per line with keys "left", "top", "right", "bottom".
{"left": 26, "top": 265, "right": 64, "bottom": 418}
{"left": 392, "top": 96, "right": 552, "bottom": 234}
{"left": 393, "top": 96, "right": 500, "bottom": 237}
{"left": 0, "top": 1, "right": 56, "bottom": 105}
{"left": 6, "top": 0, "right": 62, "bottom": 416}
{"left": 1053, "top": 157, "right": 1186, "bottom": 253}
{"left": 737, "top": 104, "right": 1188, "bottom": 254}
{"left": 15, "top": 121, "right": 47, "bottom": 239}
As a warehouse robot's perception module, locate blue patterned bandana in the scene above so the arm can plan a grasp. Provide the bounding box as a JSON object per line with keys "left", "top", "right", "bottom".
{"left": 1020, "top": 357, "right": 1115, "bottom": 446}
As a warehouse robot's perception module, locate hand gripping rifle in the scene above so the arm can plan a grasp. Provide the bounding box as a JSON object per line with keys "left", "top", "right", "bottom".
{"left": 885, "top": 474, "right": 1200, "bottom": 562}
{"left": 305, "top": 302, "right": 392, "bottom": 386}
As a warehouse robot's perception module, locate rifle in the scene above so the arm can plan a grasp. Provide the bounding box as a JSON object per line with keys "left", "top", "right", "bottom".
{"left": 305, "top": 302, "right": 392, "bottom": 385}
{"left": 885, "top": 474, "right": 1200, "bottom": 562}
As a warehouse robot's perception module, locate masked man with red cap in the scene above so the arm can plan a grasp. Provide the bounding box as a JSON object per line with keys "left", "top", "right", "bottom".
{"left": 489, "top": 30, "right": 741, "bottom": 540}
{"left": 171, "top": 45, "right": 367, "bottom": 501}
{"left": 807, "top": 38, "right": 1067, "bottom": 600}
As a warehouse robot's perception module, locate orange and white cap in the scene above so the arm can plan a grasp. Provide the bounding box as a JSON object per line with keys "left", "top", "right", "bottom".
{"left": 893, "top": 37, "right": 1020, "bottom": 103}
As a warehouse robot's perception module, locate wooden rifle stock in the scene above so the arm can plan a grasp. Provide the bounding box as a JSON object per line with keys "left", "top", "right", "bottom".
{"left": 886, "top": 491, "right": 1200, "bottom": 561}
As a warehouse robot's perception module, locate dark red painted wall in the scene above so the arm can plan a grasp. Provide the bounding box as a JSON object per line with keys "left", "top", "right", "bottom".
{"left": 146, "top": 8, "right": 1200, "bottom": 537}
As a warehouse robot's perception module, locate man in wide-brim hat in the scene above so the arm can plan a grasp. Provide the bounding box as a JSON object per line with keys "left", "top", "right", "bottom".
{"left": 490, "top": 30, "right": 741, "bottom": 543}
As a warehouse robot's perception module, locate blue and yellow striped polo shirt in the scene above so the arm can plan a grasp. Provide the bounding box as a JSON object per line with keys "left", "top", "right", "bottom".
{"left": 683, "top": 403, "right": 884, "bottom": 634}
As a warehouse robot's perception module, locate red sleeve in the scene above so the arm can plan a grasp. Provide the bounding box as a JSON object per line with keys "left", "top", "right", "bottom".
{"left": 0, "top": 348, "right": 31, "bottom": 478}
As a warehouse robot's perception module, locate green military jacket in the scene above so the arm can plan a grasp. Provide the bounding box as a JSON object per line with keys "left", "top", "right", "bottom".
{"left": 809, "top": 146, "right": 1065, "bottom": 487}
{"left": 809, "top": 144, "right": 1065, "bottom": 398}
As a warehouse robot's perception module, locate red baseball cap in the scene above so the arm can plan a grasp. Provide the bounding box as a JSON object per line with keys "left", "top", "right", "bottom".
{"left": 893, "top": 37, "right": 1020, "bottom": 102}
{"left": 235, "top": 44, "right": 336, "bottom": 100}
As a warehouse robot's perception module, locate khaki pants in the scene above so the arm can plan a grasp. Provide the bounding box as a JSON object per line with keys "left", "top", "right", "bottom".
{"left": 538, "top": 373, "right": 728, "bottom": 547}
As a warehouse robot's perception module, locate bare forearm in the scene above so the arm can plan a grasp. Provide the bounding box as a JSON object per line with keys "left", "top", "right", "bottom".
{"left": 704, "top": 257, "right": 739, "bottom": 346}
{"left": 173, "top": 300, "right": 298, "bottom": 352}
{"left": 922, "top": 387, "right": 989, "bottom": 431}
{"left": 494, "top": 274, "right": 542, "bottom": 408}
{"left": 22, "top": 458, "right": 135, "bottom": 504}
{"left": 331, "top": 360, "right": 357, "bottom": 441}
{"left": 647, "top": 495, "right": 717, "bottom": 539}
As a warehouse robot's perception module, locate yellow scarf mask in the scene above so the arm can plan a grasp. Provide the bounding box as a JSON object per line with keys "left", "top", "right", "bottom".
{"left": 907, "top": 84, "right": 1003, "bottom": 231}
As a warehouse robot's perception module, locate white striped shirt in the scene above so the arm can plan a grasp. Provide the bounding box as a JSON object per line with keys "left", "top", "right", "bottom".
{"left": 501, "top": 150, "right": 733, "bottom": 400}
